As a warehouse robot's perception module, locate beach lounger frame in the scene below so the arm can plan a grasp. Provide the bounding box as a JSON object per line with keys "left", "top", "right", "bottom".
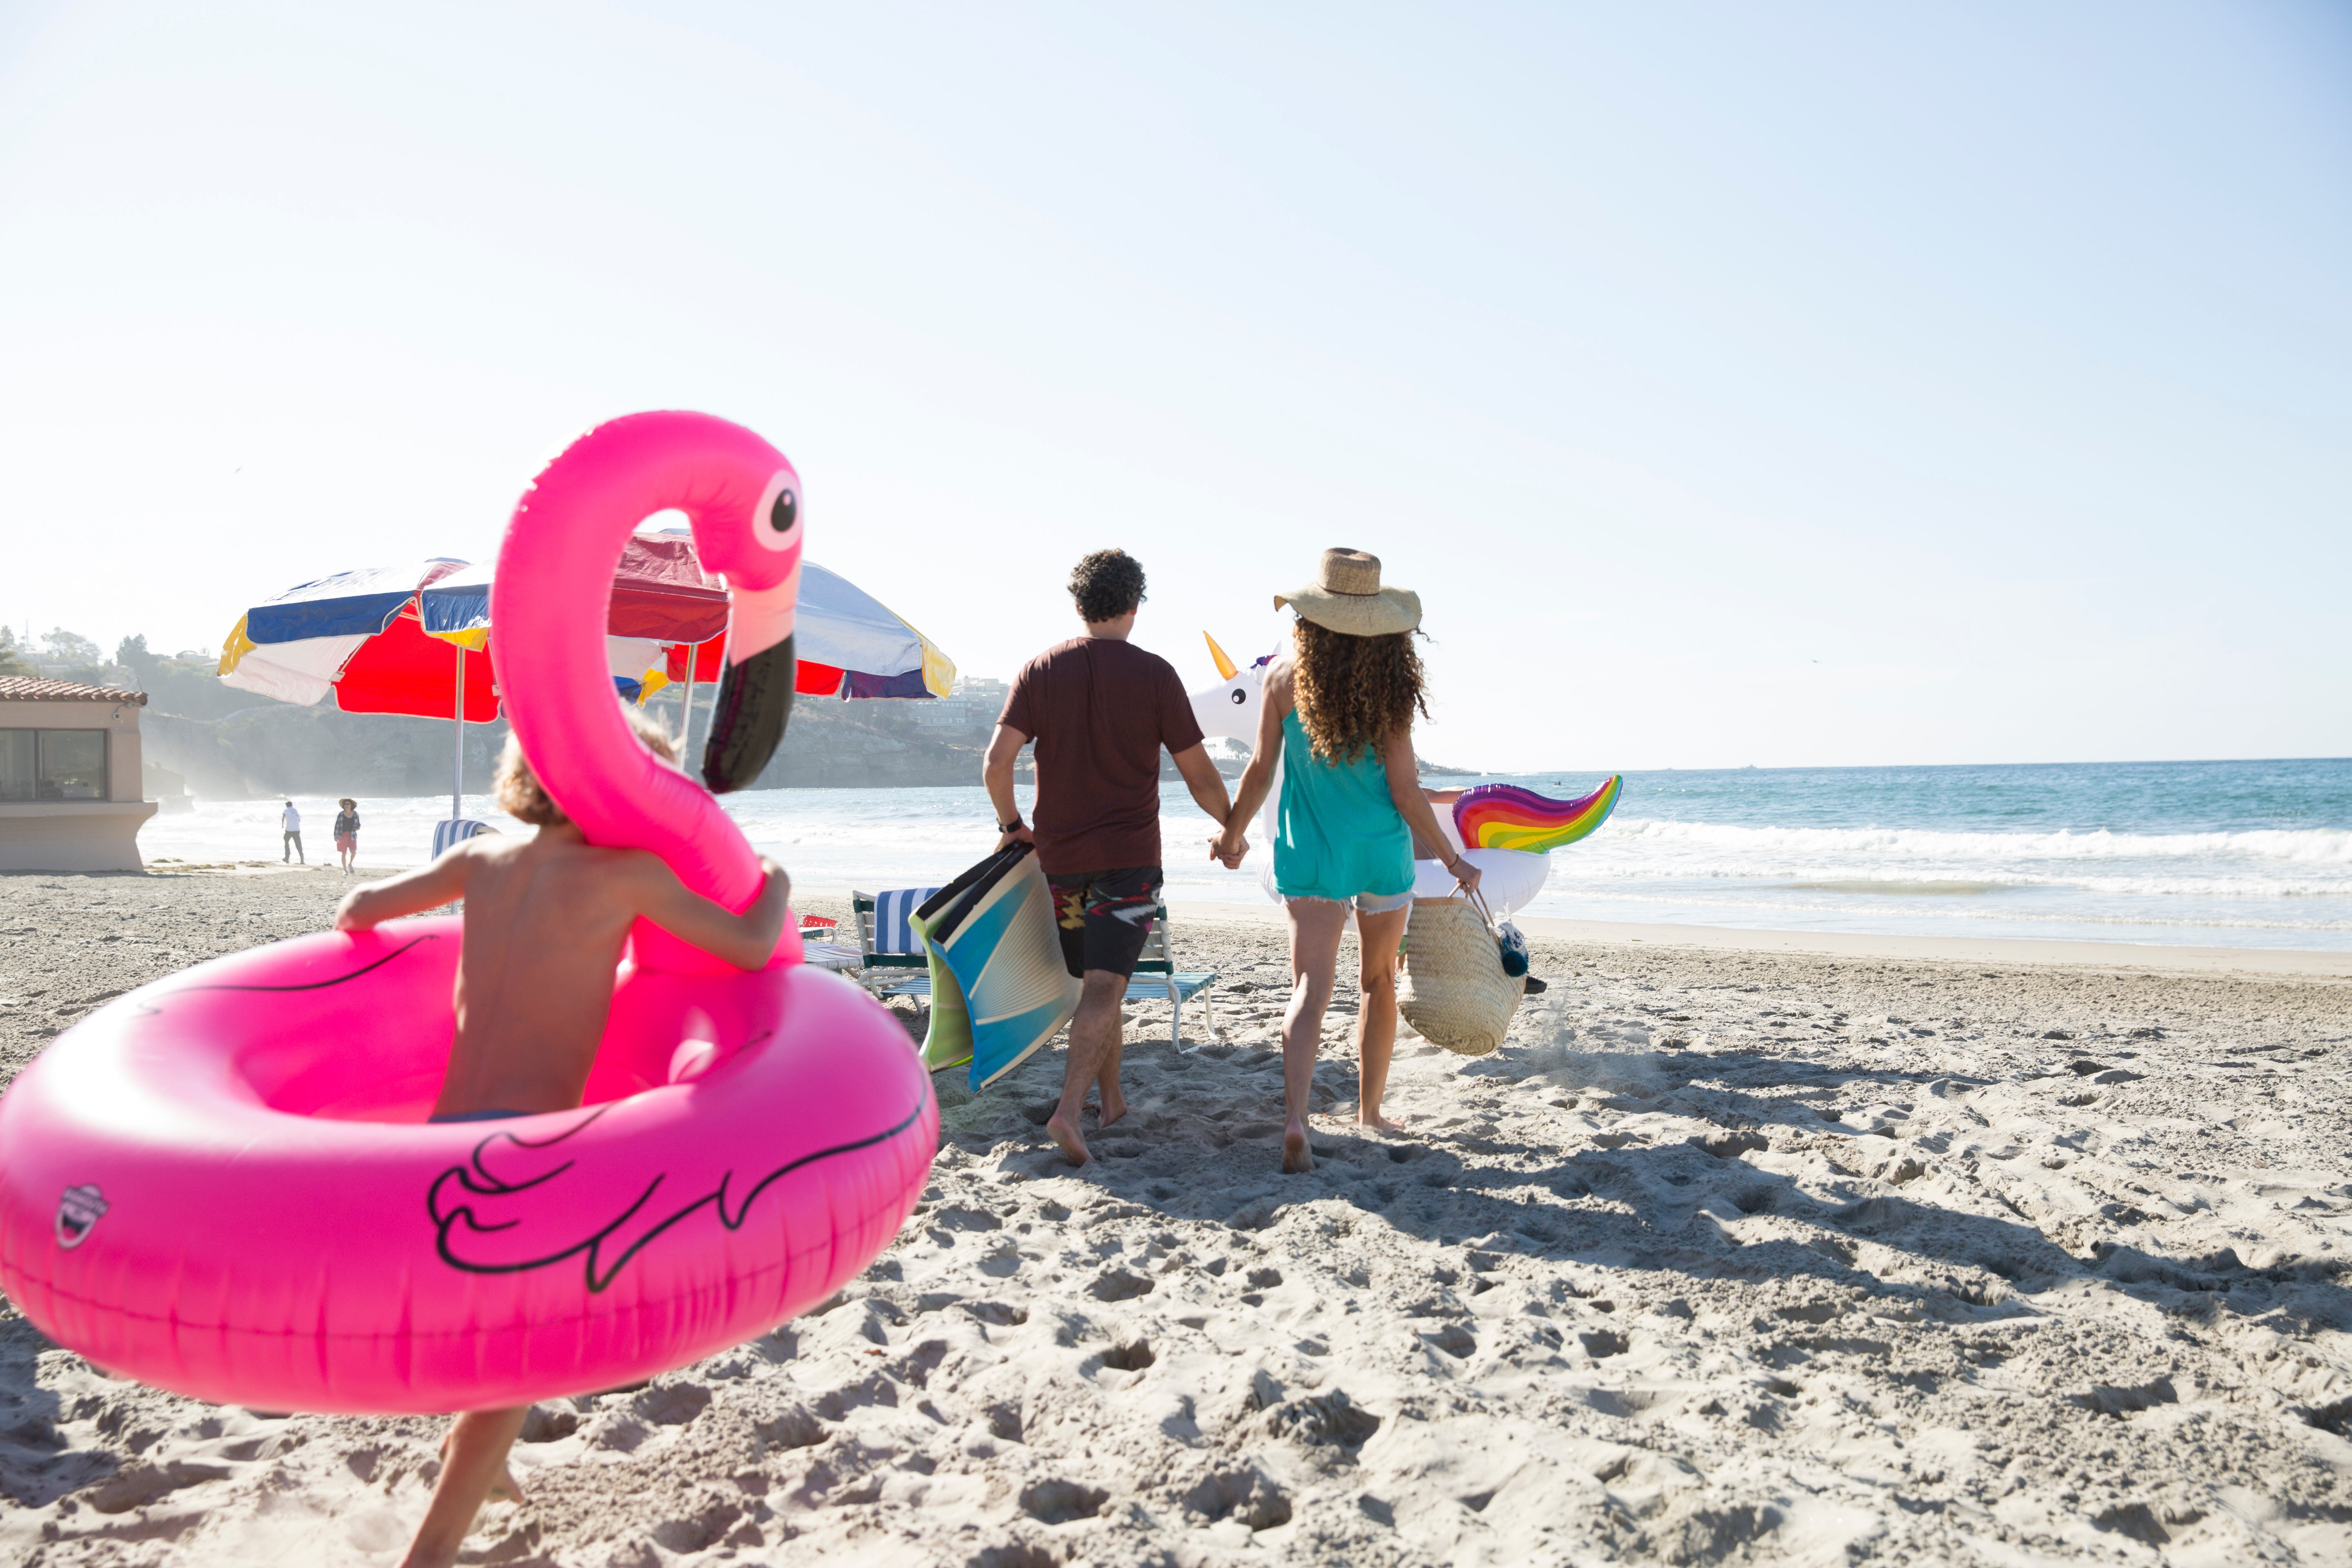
{"left": 851, "top": 887, "right": 937, "bottom": 1002}
{"left": 1124, "top": 905, "right": 1221, "bottom": 1047}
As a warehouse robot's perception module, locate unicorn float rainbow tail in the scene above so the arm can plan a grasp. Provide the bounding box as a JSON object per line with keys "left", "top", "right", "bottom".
{"left": 1452, "top": 776, "right": 1624, "bottom": 855}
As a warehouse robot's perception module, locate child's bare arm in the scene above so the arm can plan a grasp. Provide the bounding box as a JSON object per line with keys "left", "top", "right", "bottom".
{"left": 335, "top": 853, "right": 473, "bottom": 931}
{"left": 628, "top": 855, "right": 793, "bottom": 970}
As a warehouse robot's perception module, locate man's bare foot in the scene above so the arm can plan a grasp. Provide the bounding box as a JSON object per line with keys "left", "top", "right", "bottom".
{"left": 1359, "top": 1111, "right": 1410, "bottom": 1135}
{"left": 1095, "top": 1086, "right": 1127, "bottom": 1129}
{"left": 1045, "top": 1110, "right": 1092, "bottom": 1166}
{"left": 1282, "top": 1121, "right": 1313, "bottom": 1174}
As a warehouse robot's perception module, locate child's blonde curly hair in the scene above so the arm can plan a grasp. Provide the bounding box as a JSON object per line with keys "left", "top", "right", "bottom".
{"left": 494, "top": 707, "right": 679, "bottom": 826}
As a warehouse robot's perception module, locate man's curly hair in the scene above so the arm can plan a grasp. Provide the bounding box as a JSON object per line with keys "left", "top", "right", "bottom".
{"left": 1068, "top": 549, "right": 1146, "bottom": 625}
{"left": 1292, "top": 619, "right": 1430, "bottom": 766}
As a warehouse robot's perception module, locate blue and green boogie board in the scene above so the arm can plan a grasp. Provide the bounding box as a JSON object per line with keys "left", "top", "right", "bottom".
{"left": 913, "top": 844, "right": 1081, "bottom": 1090}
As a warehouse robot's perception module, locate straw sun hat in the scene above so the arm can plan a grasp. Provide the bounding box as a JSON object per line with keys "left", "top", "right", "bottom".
{"left": 1273, "top": 548, "right": 1422, "bottom": 637}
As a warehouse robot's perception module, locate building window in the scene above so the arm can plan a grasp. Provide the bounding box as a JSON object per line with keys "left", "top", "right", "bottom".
{"left": 0, "top": 730, "right": 109, "bottom": 802}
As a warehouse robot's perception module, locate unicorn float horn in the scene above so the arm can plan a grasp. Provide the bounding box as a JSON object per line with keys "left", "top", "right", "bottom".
{"left": 1205, "top": 631, "right": 1238, "bottom": 682}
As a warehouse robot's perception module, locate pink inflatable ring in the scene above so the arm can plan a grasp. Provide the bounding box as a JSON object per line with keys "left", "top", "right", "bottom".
{"left": 0, "top": 413, "right": 937, "bottom": 1413}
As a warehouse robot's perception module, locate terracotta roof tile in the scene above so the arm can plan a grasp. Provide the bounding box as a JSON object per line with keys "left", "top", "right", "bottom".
{"left": 0, "top": 677, "right": 149, "bottom": 704}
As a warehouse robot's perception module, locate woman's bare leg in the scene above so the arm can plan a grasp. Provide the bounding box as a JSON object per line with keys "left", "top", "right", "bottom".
{"left": 401, "top": 1408, "right": 527, "bottom": 1568}
{"left": 1281, "top": 899, "right": 1348, "bottom": 1173}
{"left": 1353, "top": 906, "right": 1410, "bottom": 1131}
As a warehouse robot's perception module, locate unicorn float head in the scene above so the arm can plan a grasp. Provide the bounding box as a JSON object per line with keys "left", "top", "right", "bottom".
{"left": 1189, "top": 633, "right": 1274, "bottom": 751}
{"left": 1184, "top": 630, "right": 1621, "bottom": 918}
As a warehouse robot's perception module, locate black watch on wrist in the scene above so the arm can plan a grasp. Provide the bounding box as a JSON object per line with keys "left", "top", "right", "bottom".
{"left": 999, "top": 817, "right": 1025, "bottom": 833}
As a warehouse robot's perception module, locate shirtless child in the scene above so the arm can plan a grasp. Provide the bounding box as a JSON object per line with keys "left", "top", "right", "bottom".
{"left": 333, "top": 710, "right": 791, "bottom": 1568}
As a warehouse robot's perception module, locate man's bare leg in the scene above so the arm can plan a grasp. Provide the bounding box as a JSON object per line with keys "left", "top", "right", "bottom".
{"left": 1047, "top": 971, "right": 1126, "bottom": 1165}
{"left": 1094, "top": 1016, "right": 1127, "bottom": 1128}
{"left": 1353, "top": 906, "right": 1411, "bottom": 1133}
{"left": 1280, "top": 900, "right": 1348, "bottom": 1173}
{"left": 402, "top": 1407, "right": 527, "bottom": 1568}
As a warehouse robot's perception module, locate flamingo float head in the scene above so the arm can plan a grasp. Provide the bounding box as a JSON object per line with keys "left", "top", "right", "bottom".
{"left": 668, "top": 445, "right": 804, "bottom": 795}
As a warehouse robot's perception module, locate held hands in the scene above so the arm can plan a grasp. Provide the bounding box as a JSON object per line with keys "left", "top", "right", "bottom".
{"left": 1211, "top": 828, "right": 1248, "bottom": 869}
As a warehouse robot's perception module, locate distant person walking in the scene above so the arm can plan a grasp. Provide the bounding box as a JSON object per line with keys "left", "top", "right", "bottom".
{"left": 280, "top": 800, "right": 304, "bottom": 865}
{"left": 333, "top": 798, "right": 361, "bottom": 875}
{"left": 984, "top": 548, "right": 1245, "bottom": 1167}
{"left": 1215, "top": 549, "right": 1479, "bottom": 1174}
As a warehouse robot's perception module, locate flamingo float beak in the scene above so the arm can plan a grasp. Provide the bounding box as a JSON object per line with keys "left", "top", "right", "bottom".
{"left": 701, "top": 576, "right": 798, "bottom": 794}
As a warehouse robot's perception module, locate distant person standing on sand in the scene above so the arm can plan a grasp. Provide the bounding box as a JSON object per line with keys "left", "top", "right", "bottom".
{"left": 985, "top": 548, "right": 1245, "bottom": 1167}
{"left": 1214, "top": 549, "right": 1479, "bottom": 1175}
{"left": 333, "top": 798, "right": 361, "bottom": 875}
{"left": 280, "top": 800, "right": 304, "bottom": 864}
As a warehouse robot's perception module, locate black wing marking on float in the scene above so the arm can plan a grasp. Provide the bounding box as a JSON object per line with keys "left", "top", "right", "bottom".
{"left": 426, "top": 1085, "right": 930, "bottom": 1293}
{"left": 124, "top": 932, "right": 445, "bottom": 1017}
{"left": 178, "top": 932, "right": 443, "bottom": 992}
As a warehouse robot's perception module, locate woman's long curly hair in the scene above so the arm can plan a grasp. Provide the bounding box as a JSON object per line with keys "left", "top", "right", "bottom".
{"left": 1291, "top": 619, "right": 1429, "bottom": 765}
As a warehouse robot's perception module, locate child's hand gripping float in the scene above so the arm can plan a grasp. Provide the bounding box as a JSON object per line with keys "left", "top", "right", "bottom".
{"left": 0, "top": 412, "right": 937, "bottom": 1413}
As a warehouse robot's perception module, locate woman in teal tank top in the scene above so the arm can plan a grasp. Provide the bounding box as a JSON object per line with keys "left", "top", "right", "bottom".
{"left": 1215, "top": 550, "right": 1481, "bottom": 1175}
{"left": 1272, "top": 706, "right": 1414, "bottom": 901}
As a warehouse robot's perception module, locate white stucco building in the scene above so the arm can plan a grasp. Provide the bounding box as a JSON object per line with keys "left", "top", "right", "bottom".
{"left": 0, "top": 678, "right": 157, "bottom": 872}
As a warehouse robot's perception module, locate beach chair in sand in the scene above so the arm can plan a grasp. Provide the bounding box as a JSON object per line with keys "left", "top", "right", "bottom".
{"left": 1124, "top": 906, "right": 1221, "bottom": 1046}
{"left": 430, "top": 819, "right": 491, "bottom": 858}
{"left": 796, "top": 913, "right": 864, "bottom": 976}
{"left": 851, "top": 887, "right": 940, "bottom": 1002}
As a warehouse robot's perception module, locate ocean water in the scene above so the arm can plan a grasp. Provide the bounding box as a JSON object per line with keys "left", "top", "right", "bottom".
{"left": 142, "top": 757, "right": 2352, "bottom": 951}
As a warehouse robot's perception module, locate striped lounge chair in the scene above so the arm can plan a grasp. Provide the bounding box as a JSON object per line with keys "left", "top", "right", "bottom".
{"left": 851, "top": 886, "right": 941, "bottom": 1002}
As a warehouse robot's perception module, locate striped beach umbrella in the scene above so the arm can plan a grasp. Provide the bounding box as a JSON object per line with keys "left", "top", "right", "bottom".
{"left": 217, "top": 560, "right": 499, "bottom": 718}
{"left": 648, "top": 560, "right": 956, "bottom": 701}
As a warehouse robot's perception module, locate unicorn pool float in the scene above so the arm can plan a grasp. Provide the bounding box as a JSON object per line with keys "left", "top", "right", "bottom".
{"left": 0, "top": 412, "right": 936, "bottom": 1413}
{"left": 1188, "top": 634, "right": 1621, "bottom": 918}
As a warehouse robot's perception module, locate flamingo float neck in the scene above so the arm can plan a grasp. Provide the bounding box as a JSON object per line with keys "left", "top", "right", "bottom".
{"left": 490, "top": 411, "right": 806, "bottom": 975}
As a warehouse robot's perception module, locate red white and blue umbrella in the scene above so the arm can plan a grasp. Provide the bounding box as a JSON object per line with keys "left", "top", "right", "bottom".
{"left": 217, "top": 559, "right": 498, "bottom": 718}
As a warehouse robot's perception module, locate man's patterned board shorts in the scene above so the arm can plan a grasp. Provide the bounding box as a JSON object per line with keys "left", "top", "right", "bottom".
{"left": 1048, "top": 866, "right": 1163, "bottom": 978}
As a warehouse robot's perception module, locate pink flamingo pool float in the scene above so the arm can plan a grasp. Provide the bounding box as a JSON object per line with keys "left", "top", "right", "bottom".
{"left": 0, "top": 412, "right": 936, "bottom": 1413}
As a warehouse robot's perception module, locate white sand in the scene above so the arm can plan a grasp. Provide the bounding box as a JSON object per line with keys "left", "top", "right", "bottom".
{"left": 5, "top": 869, "right": 2352, "bottom": 1564}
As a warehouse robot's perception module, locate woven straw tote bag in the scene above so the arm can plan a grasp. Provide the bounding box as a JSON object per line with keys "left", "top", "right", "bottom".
{"left": 1397, "top": 889, "right": 1526, "bottom": 1056}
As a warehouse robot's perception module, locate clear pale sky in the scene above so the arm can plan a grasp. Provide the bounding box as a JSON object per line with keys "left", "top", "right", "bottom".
{"left": 3, "top": 2, "right": 2346, "bottom": 772}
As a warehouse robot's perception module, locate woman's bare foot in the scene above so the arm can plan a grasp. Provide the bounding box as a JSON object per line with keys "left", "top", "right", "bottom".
{"left": 1045, "top": 1110, "right": 1092, "bottom": 1166}
{"left": 1282, "top": 1120, "right": 1314, "bottom": 1174}
{"left": 1359, "top": 1111, "right": 1410, "bottom": 1135}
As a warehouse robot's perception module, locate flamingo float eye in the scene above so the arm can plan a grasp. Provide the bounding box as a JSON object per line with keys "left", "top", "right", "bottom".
{"left": 751, "top": 470, "right": 801, "bottom": 552}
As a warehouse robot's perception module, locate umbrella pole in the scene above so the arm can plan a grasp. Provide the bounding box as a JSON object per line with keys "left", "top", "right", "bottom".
{"left": 678, "top": 644, "right": 697, "bottom": 764}
{"left": 452, "top": 644, "right": 464, "bottom": 822}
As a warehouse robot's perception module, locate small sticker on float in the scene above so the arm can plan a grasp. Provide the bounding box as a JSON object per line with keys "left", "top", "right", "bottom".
{"left": 55, "top": 1183, "right": 108, "bottom": 1249}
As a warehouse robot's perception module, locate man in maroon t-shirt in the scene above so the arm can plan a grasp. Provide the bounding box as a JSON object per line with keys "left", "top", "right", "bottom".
{"left": 984, "top": 549, "right": 1244, "bottom": 1166}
